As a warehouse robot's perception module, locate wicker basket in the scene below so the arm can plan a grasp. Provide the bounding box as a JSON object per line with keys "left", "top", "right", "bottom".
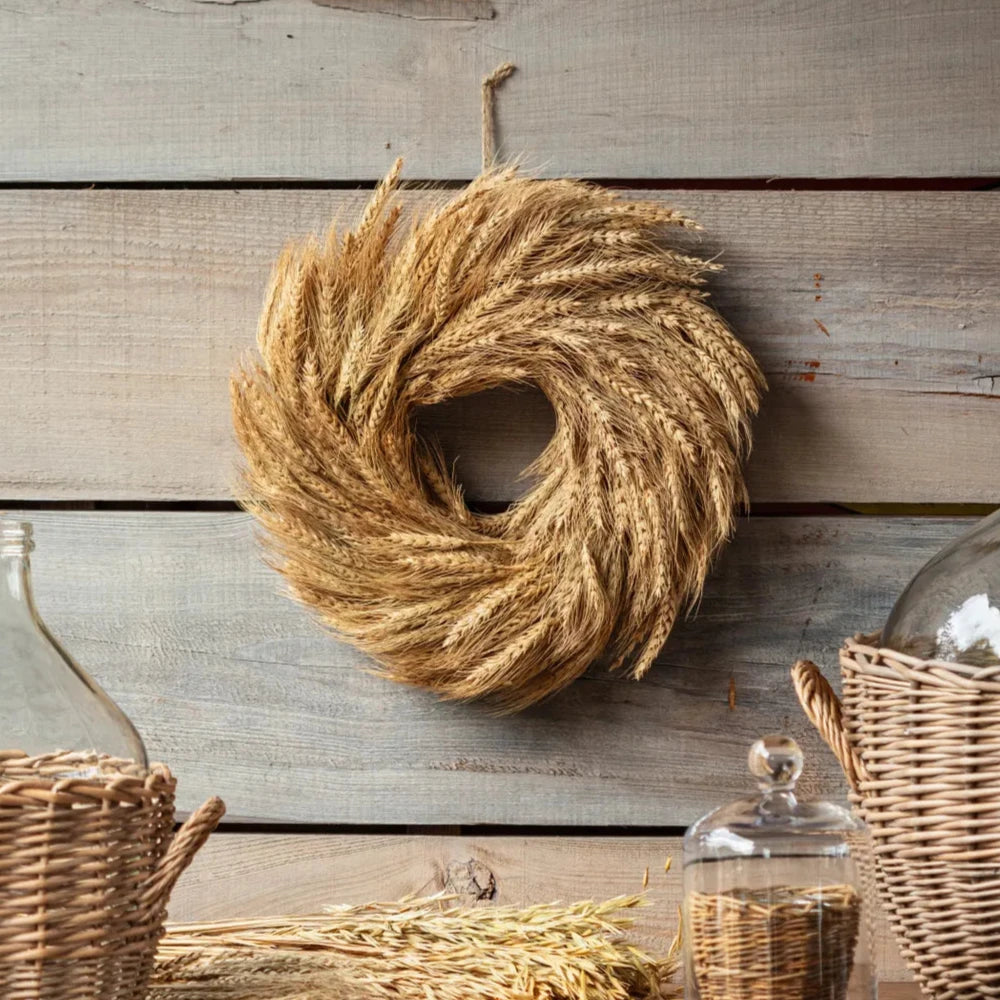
{"left": 0, "top": 750, "right": 225, "bottom": 1000}
{"left": 794, "top": 635, "right": 1000, "bottom": 1000}
{"left": 687, "top": 883, "right": 861, "bottom": 1000}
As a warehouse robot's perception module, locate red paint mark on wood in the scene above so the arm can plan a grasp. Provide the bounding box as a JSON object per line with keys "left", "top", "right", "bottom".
{"left": 794, "top": 372, "right": 816, "bottom": 382}
{"left": 813, "top": 273, "right": 823, "bottom": 280}
{"left": 805, "top": 360, "right": 821, "bottom": 369}
{"left": 814, "top": 319, "right": 830, "bottom": 337}
{"left": 728, "top": 676, "right": 736, "bottom": 710}
{"left": 815, "top": 294, "right": 822, "bottom": 301}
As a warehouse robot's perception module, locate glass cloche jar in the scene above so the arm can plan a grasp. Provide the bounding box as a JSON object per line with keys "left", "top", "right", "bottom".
{"left": 683, "top": 735, "right": 875, "bottom": 1000}
{"left": 883, "top": 507, "right": 1000, "bottom": 665}
{"left": 0, "top": 519, "right": 147, "bottom": 769}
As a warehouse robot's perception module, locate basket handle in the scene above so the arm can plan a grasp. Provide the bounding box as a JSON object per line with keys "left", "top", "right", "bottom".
{"left": 791, "top": 660, "right": 866, "bottom": 794}
{"left": 144, "top": 796, "right": 226, "bottom": 908}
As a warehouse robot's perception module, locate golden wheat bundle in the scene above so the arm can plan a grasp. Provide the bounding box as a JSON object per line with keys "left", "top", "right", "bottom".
{"left": 152, "top": 894, "right": 679, "bottom": 1000}
{"left": 232, "top": 73, "right": 764, "bottom": 710}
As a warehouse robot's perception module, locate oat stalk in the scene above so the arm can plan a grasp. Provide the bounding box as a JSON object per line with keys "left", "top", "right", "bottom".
{"left": 153, "top": 894, "right": 680, "bottom": 1000}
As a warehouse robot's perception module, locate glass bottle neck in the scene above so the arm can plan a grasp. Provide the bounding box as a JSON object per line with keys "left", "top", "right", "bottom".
{"left": 0, "top": 523, "right": 36, "bottom": 619}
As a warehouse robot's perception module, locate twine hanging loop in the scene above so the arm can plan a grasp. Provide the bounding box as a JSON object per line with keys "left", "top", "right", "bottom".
{"left": 481, "top": 61, "right": 516, "bottom": 170}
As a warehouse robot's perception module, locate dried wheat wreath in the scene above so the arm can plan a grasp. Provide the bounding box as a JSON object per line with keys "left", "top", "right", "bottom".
{"left": 232, "top": 68, "right": 764, "bottom": 711}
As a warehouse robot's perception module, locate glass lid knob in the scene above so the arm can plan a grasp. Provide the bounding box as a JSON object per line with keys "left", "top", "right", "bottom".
{"left": 748, "top": 734, "right": 803, "bottom": 791}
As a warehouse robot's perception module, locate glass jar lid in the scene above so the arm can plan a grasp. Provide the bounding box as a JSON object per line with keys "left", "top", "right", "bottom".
{"left": 684, "top": 734, "right": 861, "bottom": 863}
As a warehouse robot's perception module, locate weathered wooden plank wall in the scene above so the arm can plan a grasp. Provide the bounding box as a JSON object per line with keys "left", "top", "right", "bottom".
{"left": 1, "top": 0, "right": 997, "bottom": 180}
{"left": 4, "top": 1, "right": 998, "bottom": 992}
{"left": 2, "top": 189, "right": 997, "bottom": 503}
{"left": 6, "top": 510, "right": 971, "bottom": 827}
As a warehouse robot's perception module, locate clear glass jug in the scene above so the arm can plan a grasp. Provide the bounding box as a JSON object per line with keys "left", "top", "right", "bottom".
{"left": 0, "top": 519, "right": 147, "bottom": 767}
{"left": 883, "top": 508, "right": 1000, "bottom": 664}
{"left": 683, "top": 735, "right": 876, "bottom": 1000}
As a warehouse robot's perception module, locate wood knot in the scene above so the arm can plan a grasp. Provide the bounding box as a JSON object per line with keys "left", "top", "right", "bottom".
{"left": 444, "top": 859, "right": 497, "bottom": 902}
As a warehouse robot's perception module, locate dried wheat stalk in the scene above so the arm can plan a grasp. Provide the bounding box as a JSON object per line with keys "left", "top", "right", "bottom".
{"left": 152, "top": 894, "right": 680, "bottom": 1000}
{"left": 232, "top": 160, "right": 764, "bottom": 709}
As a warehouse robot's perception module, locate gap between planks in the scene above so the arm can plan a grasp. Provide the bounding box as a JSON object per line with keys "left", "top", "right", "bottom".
{"left": 2, "top": 500, "right": 997, "bottom": 518}
{"left": 1, "top": 178, "right": 998, "bottom": 191}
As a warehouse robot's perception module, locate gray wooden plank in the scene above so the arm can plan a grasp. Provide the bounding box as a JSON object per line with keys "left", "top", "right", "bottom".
{"left": 1, "top": 0, "right": 997, "bottom": 181}
{"left": 170, "top": 832, "right": 910, "bottom": 984}
{"left": 2, "top": 188, "right": 998, "bottom": 503}
{"left": 7, "top": 509, "right": 974, "bottom": 826}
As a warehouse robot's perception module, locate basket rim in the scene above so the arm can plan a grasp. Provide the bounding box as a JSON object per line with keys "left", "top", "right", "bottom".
{"left": 0, "top": 749, "right": 173, "bottom": 803}
{"left": 844, "top": 633, "right": 1000, "bottom": 692}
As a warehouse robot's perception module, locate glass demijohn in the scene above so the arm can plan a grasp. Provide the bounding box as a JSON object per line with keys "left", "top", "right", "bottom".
{"left": 0, "top": 520, "right": 147, "bottom": 767}
{"left": 682, "top": 735, "right": 875, "bottom": 1000}
{"left": 883, "top": 508, "right": 1000, "bottom": 665}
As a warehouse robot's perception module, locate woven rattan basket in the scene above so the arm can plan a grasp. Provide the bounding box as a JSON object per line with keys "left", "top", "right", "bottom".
{"left": 687, "top": 883, "right": 861, "bottom": 1000}
{"left": 794, "top": 635, "right": 1000, "bottom": 1000}
{"left": 0, "top": 750, "right": 225, "bottom": 1000}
